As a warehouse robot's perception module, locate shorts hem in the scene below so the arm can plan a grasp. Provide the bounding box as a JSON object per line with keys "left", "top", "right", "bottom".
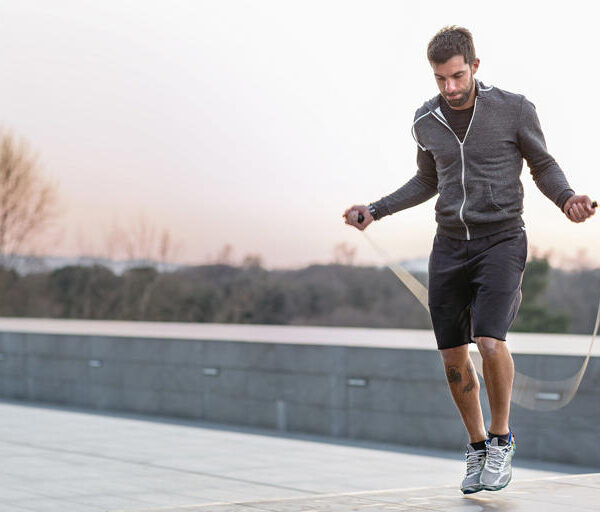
{"left": 436, "top": 338, "right": 476, "bottom": 351}
{"left": 472, "top": 333, "right": 507, "bottom": 342}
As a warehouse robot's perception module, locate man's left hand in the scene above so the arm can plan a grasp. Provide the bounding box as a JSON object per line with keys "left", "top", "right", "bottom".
{"left": 562, "top": 194, "right": 596, "bottom": 223}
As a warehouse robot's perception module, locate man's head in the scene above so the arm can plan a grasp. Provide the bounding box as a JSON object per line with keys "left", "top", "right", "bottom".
{"left": 427, "top": 26, "right": 480, "bottom": 109}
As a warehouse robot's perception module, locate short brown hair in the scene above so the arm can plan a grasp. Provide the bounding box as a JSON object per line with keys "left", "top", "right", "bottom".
{"left": 427, "top": 26, "right": 476, "bottom": 65}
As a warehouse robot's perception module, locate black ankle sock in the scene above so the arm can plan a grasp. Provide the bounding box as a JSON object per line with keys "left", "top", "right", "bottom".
{"left": 470, "top": 440, "right": 487, "bottom": 451}
{"left": 488, "top": 431, "right": 510, "bottom": 446}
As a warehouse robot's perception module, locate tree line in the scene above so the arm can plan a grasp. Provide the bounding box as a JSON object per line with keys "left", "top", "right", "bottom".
{"left": 0, "top": 256, "right": 598, "bottom": 334}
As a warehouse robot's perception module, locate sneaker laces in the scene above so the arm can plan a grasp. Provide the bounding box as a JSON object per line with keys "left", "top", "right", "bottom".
{"left": 465, "top": 449, "right": 486, "bottom": 475}
{"left": 485, "top": 444, "right": 510, "bottom": 472}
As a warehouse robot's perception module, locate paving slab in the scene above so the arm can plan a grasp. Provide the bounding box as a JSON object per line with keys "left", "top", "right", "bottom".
{"left": 0, "top": 399, "right": 597, "bottom": 512}
{"left": 113, "top": 474, "right": 600, "bottom": 511}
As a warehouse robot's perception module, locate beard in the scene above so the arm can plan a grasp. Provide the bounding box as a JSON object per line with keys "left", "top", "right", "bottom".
{"left": 443, "top": 79, "right": 475, "bottom": 108}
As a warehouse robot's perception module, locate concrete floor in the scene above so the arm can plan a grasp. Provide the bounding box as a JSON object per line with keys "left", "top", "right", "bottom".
{"left": 0, "top": 399, "right": 597, "bottom": 511}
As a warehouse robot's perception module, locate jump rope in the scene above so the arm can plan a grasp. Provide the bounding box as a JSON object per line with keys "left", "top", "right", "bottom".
{"left": 352, "top": 202, "right": 599, "bottom": 411}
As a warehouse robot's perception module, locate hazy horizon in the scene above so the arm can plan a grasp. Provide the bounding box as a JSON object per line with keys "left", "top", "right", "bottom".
{"left": 1, "top": 1, "right": 599, "bottom": 271}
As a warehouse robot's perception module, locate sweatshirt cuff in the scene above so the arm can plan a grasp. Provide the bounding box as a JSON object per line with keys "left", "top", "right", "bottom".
{"left": 558, "top": 189, "right": 575, "bottom": 212}
{"left": 369, "top": 200, "right": 389, "bottom": 220}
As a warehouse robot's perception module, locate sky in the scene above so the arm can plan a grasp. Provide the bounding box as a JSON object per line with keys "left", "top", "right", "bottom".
{"left": 0, "top": 0, "right": 599, "bottom": 269}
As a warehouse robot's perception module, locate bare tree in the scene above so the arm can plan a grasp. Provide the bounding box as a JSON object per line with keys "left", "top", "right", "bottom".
{"left": 121, "top": 213, "right": 183, "bottom": 267}
{"left": 123, "top": 213, "right": 157, "bottom": 262}
{"left": 242, "top": 253, "right": 263, "bottom": 268}
{"left": 216, "top": 243, "right": 234, "bottom": 265}
{"left": 333, "top": 242, "right": 357, "bottom": 265}
{"left": 75, "top": 211, "right": 183, "bottom": 269}
{"left": 0, "top": 128, "right": 59, "bottom": 267}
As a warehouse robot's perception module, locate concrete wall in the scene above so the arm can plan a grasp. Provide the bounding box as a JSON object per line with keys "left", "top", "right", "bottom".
{"left": 0, "top": 329, "right": 598, "bottom": 467}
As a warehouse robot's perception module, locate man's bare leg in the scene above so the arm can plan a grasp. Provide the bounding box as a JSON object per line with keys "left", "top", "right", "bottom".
{"left": 474, "top": 336, "right": 514, "bottom": 435}
{"left": 474, "top": 336, "right": 516, "bottom": 491}
{"left": 440, "top": 344, "right": 487, "bottom": 443}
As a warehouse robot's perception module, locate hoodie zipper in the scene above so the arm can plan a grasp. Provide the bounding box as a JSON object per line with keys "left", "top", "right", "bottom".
{"left": 430, "top": 96, "right": 479, "bottom": 240}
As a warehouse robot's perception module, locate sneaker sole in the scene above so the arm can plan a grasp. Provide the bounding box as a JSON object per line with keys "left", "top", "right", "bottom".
{"left": 482, "top": 480, "right": 510, "bottom": 491}
{"left": 461, "top": 484, "right": 484, "bottom": 494}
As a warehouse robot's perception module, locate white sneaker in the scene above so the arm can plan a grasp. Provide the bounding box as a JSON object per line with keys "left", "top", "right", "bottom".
{"left": 460, "top": 443, "right": 486, "bottom": 494}
{"left": 481, "top": 432, "right": 516, "bottom": 491}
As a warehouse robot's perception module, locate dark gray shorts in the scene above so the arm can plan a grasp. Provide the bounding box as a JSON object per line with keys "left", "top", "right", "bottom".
{"left": 428, "top": 226, "right": 528, "bottom": 350}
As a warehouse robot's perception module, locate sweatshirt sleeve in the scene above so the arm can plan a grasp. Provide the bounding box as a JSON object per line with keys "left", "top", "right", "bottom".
{"left": 517, "top": 97, "right": 575, "bottom": 210}
{"left": 369, "top": 146, "right": 438, "bottom": 220}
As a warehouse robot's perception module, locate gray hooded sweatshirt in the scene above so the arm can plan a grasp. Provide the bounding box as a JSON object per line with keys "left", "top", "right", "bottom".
{"left": 370, "top": 79, "right": 574, "bottom": 239}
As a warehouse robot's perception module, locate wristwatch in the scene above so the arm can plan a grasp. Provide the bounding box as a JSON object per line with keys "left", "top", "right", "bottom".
{"left": 368, "top": 203, "right": 379, "bottom": 220}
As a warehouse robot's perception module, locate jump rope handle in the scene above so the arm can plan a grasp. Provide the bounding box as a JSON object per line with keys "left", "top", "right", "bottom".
{"left": 358, "top": 202, "right": 597, "bottom": 224}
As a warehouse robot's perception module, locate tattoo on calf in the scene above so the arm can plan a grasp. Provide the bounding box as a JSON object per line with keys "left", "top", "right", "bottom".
{"left": 446, "top": 366, "right": 462, "bottom": 383}
{"left": 462, "top": 363, "right": 476, "bottom": 393}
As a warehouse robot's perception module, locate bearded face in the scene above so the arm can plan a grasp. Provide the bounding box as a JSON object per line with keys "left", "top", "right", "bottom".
{"left": 432, "top": 55, "right": 479, "bottom": 110}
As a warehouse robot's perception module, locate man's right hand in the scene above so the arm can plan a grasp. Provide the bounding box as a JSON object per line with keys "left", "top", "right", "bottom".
{"left": 562, "top": 194, "right": 596, "bottom": 223}
{"left": 343, "top": 205, "right": 373, "bottom": 231}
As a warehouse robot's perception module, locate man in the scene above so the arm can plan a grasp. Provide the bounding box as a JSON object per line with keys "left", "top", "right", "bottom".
{"left": 343, "top": 26, "right": 596, "bottom": 494}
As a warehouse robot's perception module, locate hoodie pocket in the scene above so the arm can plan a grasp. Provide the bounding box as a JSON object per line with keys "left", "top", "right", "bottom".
{"left": 488, "top": 183, "right": 503, "bottom": 211}
{"left": 434, "top": 182, "right": 463, "bottom": 223}
{"left": 489, "top": 181, "right": 523, "bottom": 214}
{"left": 466, "top": 179, "right": 508, "bottom": 223}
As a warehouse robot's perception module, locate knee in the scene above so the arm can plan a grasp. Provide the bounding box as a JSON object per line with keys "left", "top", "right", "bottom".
{"left": 440, "top": 344, "right": 469, "bottom": 367}
{"left": 475, "top": 336, "right": 504, "bottom": 358}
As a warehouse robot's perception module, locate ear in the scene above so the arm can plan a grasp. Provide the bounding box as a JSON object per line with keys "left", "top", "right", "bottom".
{"left": 472, "top": 58, "right": 480, "bottom": 75}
